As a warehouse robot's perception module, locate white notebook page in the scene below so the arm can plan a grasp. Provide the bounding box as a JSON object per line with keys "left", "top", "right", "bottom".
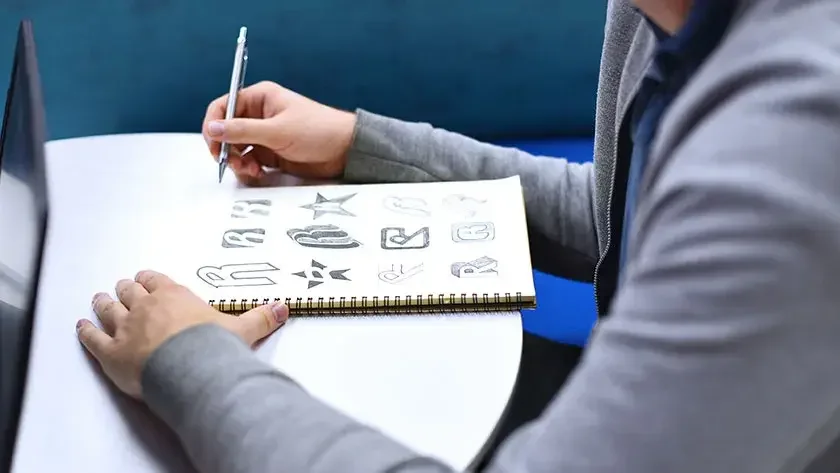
{"left": 154, "top": 176, "right": 535, "bottom": 309}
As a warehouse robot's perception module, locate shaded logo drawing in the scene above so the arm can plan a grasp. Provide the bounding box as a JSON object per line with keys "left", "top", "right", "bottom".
{"left": 231, "top": 199, "right": 271, "bottom": 218}
{"left": 287, "top": 224, "right": 361, "bottom": 249}
{"left": 197, "top": 262, "right": 281, "bottom": 288}
{"left": 221, "top": 228, "right": 266, "bottom": 248}
{"left": 300, "top": 192, "right": 357, "bottom": 219}
{"left": 382, "top": 196, "right": 430, "bottom": 217}
{"left": 378, "top": 263, "right": 424, "bottom": 284}
{"left": 293, "top": 259, "right": 351, "bottom": 289}
{"left": 380, "top": 226, "right": 430, "bottom": 250}
{"left": 451, "top": 256, "right": 498, "bottom": 278}
{"left": 443, "top": 194, "right": 486, "bottom": 218}
{"left": 451, "top": 222, "right": 495, "bottom": 242}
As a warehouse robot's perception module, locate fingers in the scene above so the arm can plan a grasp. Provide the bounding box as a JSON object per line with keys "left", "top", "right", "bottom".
{"left": 203, "top": 95, "right": 249, "bottom": 158}
{"left": 202, "top": 81, "right": 282, "bottom": 156}
{"left": 227, "top": 145, "right": 266, "bottom": 182}
{"left": 115, "top": 278, "right": 149, "bottom": 309}
{"left": 135, "top": 270, "right": 177, "bottom": 293}
{"left": 76, "top": 319, "right": 114, "bottom": 360}
{"left": 92, "top": 292, "right": 128, "bottom": 335}
{"left": 203, "top": 96, "right": 227, "bottom": 158}
{"left": 231, "top": 303, "right": 289, "bottom": 345}
{"left": 206, "top": 117, "right": 277, "bottom": 146}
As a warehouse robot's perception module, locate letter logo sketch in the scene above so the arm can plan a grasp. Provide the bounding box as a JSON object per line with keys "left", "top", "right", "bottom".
{"left": 450, "top": 256, "right": 498, "bottom": 278}
{"left": 378, "top": 263, "right": 423, "bottom": 284}
{"left": 382, "top": 196, "right": 430, "bottom": 217}
{"left": 380, "top": 227, "right": 430, "bottom": 250}
{"left": 300, "top": 192, "right": 357, "bottom": 219}
{"left": 451, "top": 222, "right": 495, "bottom": 242}
{"left": 287, "top": 224, "right": 361, "bottom": 249}
{"left": 221, "top": 228, "right": 266, "bottom": 248}
{"left": 292, "top": 259, "right": 351, "bottom": 289}
{"left": 196, "top": 262, "right": 281, "bottom": 288}
{"left": 443, "top": 194, "right": 486, "bottom": 219}
{"left": 231, "top": 199, "right": 271, "bottom": 218}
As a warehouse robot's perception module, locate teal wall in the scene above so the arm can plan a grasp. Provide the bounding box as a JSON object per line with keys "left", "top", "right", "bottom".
{"left": 1, "top": 1, "right": 605, "bottom": 141}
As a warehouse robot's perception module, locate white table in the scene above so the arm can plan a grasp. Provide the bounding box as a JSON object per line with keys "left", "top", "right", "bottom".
{"left": 11, "top": 133, "right": 523, "bottom": 472}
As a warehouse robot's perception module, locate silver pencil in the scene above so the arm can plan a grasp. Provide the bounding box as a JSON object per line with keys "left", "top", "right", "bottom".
{"left": 218, "top": 26, "right": 249, "bottom": 183}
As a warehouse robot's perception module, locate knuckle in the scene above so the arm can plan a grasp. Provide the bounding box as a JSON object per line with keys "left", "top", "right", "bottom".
{"left": 159, "top": 283, "right": 187, "bottom": 300}
{"left": 97, "top": 299, "right": 117, "bottom": 317}
{"left": 226, "top": 121, "right": 243, "bottom": 135}
{"left": 116, "top": 280, "right": 134, "bottom": 299}
{"left": 255, "top": 80, "right": 275, "bottom": 90}
{"left": 134, "top": 269, "right": 153, "bottom": 284}
{"left": 92, "top": 295, "right": 111, "bottom": 313}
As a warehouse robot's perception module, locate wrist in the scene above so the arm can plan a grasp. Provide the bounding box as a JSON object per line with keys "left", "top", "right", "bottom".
{"left": 330, "top": 108, "right": 358, "bottom": 177}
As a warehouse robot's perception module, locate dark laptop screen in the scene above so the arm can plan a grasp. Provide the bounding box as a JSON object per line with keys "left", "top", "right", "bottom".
{"left": 0, "top": 20, "right": 49, "bottom": 471}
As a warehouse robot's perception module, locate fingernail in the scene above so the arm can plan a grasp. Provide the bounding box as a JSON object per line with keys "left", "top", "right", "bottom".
{"left": 208, "top": 121, "right": 225, "bottom": 137}
{"left": 76, "top": 319, "right": 86, "bottom": 332}
{"left": 271, "top": 304, "right": 289, "bottom": 324}
{"left": 91, "top": 292, "right": 105, "bottom": 306}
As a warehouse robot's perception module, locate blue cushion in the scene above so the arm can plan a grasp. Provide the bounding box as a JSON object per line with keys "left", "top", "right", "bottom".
{"left": 0, "top": 1, "right": 604, "bottom": 140}
{"left": 494, "top": 138, "right": 597, "bottom": 346}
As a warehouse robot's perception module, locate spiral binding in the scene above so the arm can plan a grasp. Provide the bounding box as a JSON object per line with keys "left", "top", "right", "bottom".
{"left": 208, "top": 292, "right": 535, "bottom": 315}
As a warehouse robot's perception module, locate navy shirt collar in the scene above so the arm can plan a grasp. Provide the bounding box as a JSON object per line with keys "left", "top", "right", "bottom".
{"left": 639, "top": 2, "right": 738, "bottom": 70}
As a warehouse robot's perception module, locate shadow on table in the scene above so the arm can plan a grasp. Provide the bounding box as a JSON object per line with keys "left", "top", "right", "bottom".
{"left": 474, "top": 332, "right": 584, "bottom": 471}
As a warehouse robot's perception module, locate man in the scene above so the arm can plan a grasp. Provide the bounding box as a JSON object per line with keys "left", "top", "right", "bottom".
{"left": 76, "top": 0, "right": 840, "bottom": 471}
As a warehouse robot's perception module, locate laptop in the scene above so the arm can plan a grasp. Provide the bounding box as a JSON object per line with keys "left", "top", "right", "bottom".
{"left": 0, "top": 20, "right": 50, "bottom": 472}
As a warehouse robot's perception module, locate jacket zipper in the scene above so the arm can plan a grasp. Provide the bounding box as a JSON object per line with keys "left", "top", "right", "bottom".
{"left": 592, "top": 79, "right": 644, "bottom": 323}
{"left": 592, "top": 142, "right": 619, "bottom": 320}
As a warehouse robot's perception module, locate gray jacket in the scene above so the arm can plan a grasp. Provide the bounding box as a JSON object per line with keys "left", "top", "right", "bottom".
{"left": 143, "top": 1, "right": 840, "bottom": 472}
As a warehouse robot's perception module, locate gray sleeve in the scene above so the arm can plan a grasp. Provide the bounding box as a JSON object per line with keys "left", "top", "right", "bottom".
{"left": 142, "top": 323, "right": 455, "bottom": 473}
{"left": 485, "top": 38, "right": 840, "bottom": 472}
{"left": 343, "top": 109, "right": 599, "bottom": 281}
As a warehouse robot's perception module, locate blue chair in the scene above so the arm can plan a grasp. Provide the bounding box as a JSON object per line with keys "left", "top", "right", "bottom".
{"left": 0, "top": 0, "right": 604, "bottom": 346}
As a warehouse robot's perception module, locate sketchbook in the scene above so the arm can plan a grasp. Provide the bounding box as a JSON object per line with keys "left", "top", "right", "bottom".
{"left": 158, "top": 175, "right": 536, "bottom": 316}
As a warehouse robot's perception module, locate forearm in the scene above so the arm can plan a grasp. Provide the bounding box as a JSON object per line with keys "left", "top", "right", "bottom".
{"left": 142, "top": 324, "right": 454, "bottom": 473}
{"left": 343, "top": 109, "right": 598, "bottom": 281}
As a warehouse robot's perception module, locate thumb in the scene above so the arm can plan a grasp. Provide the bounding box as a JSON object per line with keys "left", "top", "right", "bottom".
{"left": 233, "top": 302, "right": 289, "bottom": 345}
{"left": 207, "top": 117, "right": 278, "bottom": 145}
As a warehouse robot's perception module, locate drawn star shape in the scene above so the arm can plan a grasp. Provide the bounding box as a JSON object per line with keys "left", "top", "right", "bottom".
{"left": 300, "top": 193, "right": 357, "bottom": 219}
{"left": 293, "top": 260, "right": 351, "bottom": 289}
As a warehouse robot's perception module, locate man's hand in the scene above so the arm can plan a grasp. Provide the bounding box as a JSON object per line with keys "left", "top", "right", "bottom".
{"left": 75, "top": 270, "right": 289, "bottom": 399}
{"left": 202, "top": 81, "right": 357, "bottom": 185}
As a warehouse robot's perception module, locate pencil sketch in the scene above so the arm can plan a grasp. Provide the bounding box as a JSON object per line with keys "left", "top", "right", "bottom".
{"left": 221, "top": 228, "right": 266, "bottom": 248}
{"left": 451, "top": 222, "right": 495, "bottom": 242}
{"left": 287, "top": 224, "right": 361, "bottom": 249}
{"left": 380, "top": 226, "right": 430, "bottom": 250}
{"left": 451, "top": 256, "right": 498, "bottom": 278}
{"left": 443, "top": 194, "right": 486, "bottom": 219}
{"left": 231, "top": 199, "right": 271, "bottom": 219}
{"left": 377, "top": 263, "right": 424, "bottom": 284}
{"left": 292, "top": 259, "right": 351, "bottom": 289}
{"left": 196, "top": 262, "right": 281, "bottom": 288}
{"left": 382, "top": 196, "right": 431, "bottom": 217}
{"left": 300, "top": 192, "right": 357, "bottom": 219}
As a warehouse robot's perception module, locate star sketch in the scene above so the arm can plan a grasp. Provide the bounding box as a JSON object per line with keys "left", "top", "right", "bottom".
{"left": 300, "top": 193, "right": 357, "bottom": 219}
{"left": 292, "top": 259, "right": 351, "bottom": 289}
